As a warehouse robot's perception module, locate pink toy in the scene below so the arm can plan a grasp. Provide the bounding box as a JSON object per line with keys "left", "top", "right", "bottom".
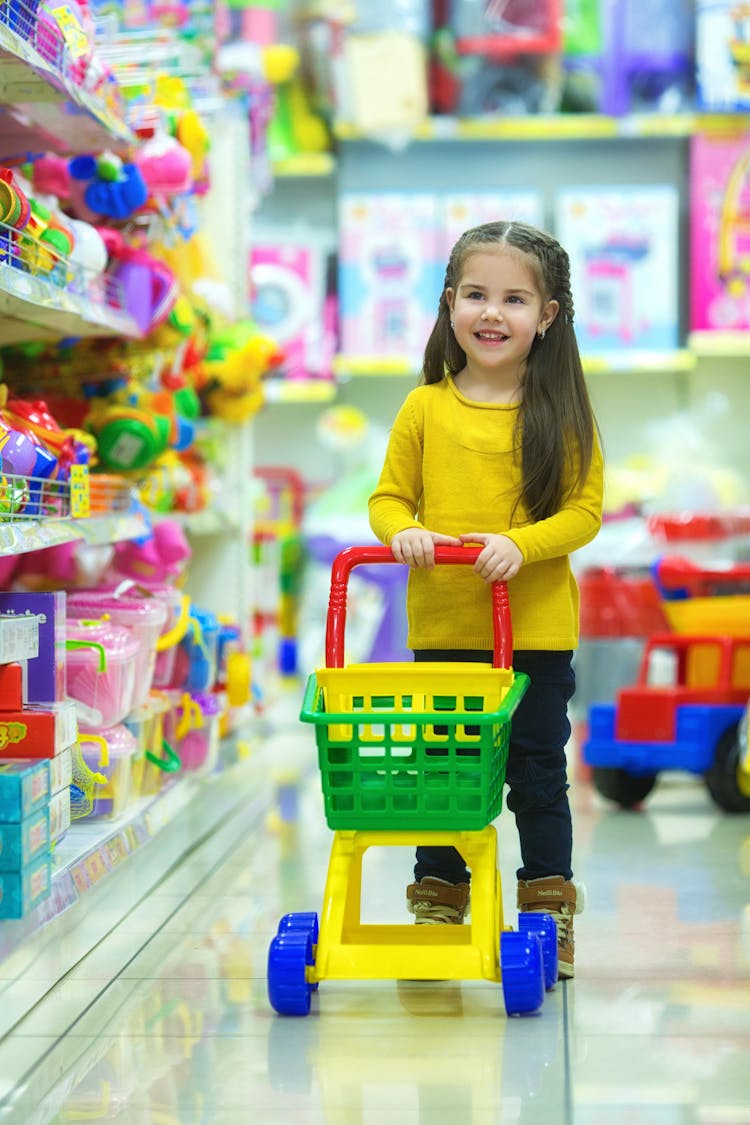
{"left": 136, "top": 135, "right": 193, "bottom": 196}
{"left": 66, "top": 618, "right": 139, "bottom": 728}
{"left": 690, "top": 132, "right": 750, "bottom": 333}
{"left": 67, "top": 590, "right": 167, "bottom": 710}
{"left": 111, "top": 520, "right": 190, "bottom": 584}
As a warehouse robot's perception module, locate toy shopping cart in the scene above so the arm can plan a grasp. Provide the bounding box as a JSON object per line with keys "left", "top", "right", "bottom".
{"left": 267, "top": 546, "right": 558, "bottom": 1017}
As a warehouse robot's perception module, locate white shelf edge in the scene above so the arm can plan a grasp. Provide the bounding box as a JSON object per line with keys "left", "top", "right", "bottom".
{"left": 0, "top": 21, "right": 134, "bottom": 152}
{"left": 0, "top": 512, "right": 148, "bottom": 558}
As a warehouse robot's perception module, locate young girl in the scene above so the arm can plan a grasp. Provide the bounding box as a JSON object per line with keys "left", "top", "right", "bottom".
{"left": 368, "top": 220, "right": 603, "bottom": 979}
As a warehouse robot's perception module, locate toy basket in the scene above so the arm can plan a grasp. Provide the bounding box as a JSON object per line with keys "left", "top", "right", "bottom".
{"left": 300, "top": 546, "right": 528, "bottom": 831}
{"left": 653, "top": 555, "right": 750, "bottom": 637}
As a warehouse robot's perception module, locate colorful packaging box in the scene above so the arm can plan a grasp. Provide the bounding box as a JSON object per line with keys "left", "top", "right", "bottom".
{"left": 0, "top": 853, "right": 51, "bottom": 918}
{"left": 0, "top": 759, "right": 50, "bottom": 821}
{"left": 339, "top": 192, "right": 442, "bottom": 361}
{"left": 48, "top": 788, "right": 70, "bottom": 842}
{"left": 690, "top": 132, "right": 750, "bottom": 333}
{"left": 696, "top": 0, "right": 750, "bottom": 111}
{"left": 250, "top": 240, "right": 335, "bottom": 381}
{"left": 440, "top": 191, "right": 545, "bottom": 257}
{"left": 0, "top": 592, "right": 66, "bottom": 703}
{"left": 555, "top": 185, "right": 679, "bottom": 353}
{"left": 0, "top": 700, "right": 77, "bottom": 760}
{"left": 49, "top": 746, "right": 72, "bottom": 795}
{"left": 0, "top": 807, "right": 50, "bottom": 871}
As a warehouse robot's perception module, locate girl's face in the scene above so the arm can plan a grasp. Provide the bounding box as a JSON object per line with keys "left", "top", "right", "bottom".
{"left": 446, "top": 246, "right": 559, "bottom": 381}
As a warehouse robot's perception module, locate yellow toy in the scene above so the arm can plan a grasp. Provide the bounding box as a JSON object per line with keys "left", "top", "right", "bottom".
{"left": 267, "top": 546, "right": 559, "bottom": 1017}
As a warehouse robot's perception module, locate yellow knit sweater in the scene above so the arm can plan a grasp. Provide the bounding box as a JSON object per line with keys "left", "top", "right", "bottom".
{"left": 368, "top": 376, "right": 604, "bottom": 651}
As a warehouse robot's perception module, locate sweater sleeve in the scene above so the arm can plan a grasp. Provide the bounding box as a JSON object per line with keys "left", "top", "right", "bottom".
{"left": 369, "top": 395, "right": 425, "bottom": 545}
{"left": 504, "top": 435, "right": 604, "bottom": 563}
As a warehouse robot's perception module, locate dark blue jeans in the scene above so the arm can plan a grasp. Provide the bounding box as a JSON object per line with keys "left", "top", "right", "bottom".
{"left": 413, "top": 649, "right": 575, "bottom": 885}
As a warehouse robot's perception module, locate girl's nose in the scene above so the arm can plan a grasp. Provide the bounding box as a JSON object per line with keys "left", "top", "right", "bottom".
{"left": 481, "top": 305, "right": 502, "bottom": 320}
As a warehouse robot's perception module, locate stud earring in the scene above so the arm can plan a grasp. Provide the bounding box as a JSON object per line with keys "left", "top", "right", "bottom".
{"left": 450, "top": 320, "right": 455, "bottom": 330}
{"left": 538, "top": 327, "right": 546, "bottom": 340}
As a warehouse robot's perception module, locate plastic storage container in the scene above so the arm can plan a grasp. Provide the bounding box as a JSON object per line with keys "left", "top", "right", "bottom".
{"left": 175, "top": 691, "right": 223, "bottom": 775}
{"left": 79, "top": 725, "right": 139, "bottom": 819}
{"left": 66, "top": 591, "right": 168, "bottom": 711}
{"left": 66, "top": 619, "right": 139, "bottom": 728}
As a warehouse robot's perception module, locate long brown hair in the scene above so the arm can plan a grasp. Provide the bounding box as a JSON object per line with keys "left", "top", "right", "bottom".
{"left": 422, "top": 220, "right": 599, "bottom": 522}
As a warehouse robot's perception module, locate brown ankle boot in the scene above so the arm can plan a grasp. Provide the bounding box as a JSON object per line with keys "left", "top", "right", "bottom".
{"left": 517, "top": 876, "right": 584, "bottom": 979}
{"left": 406, "top": 877, "right": 471, "bottom": 924}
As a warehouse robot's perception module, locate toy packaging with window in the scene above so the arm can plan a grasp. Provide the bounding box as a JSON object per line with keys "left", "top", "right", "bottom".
{"left": 696, "top": 0, "right": 750, "bottom": 111}
{"left": 555, "top": 184, "right": 679, "bottom": 352}
{"left": 441, "top": 191, "right": 544, "bottom": 257}
{"left": 690, "top": 132, "right": 750, "bottom": 333}
{"left": 338, "top": 192, "right": 442, "bottom": 360}
{"left": 79, "top": 724, "right": 138, "bottom": 819}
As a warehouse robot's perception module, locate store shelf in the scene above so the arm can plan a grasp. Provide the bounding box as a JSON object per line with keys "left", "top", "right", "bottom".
{"left": 272, "top": 152, "right": 336, "bottom": 177}
{"left": 263, "top": 378, "right": 338, "bottom": 403}
{"left": 0, "top": 511, "right": 149, "bottom": 558}
{"left": 334, "top": 350, "right": 696, "bottom": 379}
{"left": 688, "top": 332, "right": 750, "bottom": 357}
{"left": 0, "top": 261, "right": 141, "bottom": 346}
{"left": 167, "top": 508, "right": 241, "bottom": 536}
{"left": 0, "top": 19, "right": 134, "bottom": 157}
{"left": 0, "top": 740, "right": 268, "bottom": 1042}
{"left": 334, "top": 112, "right": 750, "bottom": 144}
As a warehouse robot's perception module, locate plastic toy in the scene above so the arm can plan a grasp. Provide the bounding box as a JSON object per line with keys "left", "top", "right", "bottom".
{"left": 267, "top": 545, "right": 558, "bottom": 1018}
{"left": 584, "top": 555, "right": 750, "bottom": 812}
{"left": 68, "top": 153, "right": 148, "bottom": 221}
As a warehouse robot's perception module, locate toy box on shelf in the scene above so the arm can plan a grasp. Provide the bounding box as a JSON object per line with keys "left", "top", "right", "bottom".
{"left": 562, "top": 0, "right": 694, "bottom": 115}
{"left": 0, "top": 611, "right": 77, "bottom": 916}
{"left": 440, "top": 190, "right": 544, "bottom": 256}
{"left": 696, "top": 0, "right": 750, "bottom": 111}
{"left": 555, "top": 184, "right": 679, "bottom": 353}
{"left": 432, "top": 0, "right": 564, "bottom": 116}
{"left": 338, "top": 192, "right": 442, "bottom": 361}
{"left": 690, "top": 131, "right": 750, "bottom": 334}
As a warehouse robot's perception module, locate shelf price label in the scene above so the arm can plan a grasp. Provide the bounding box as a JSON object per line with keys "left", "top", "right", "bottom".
{"left": 69, "top": 464, "right": 90, "bottom": 519}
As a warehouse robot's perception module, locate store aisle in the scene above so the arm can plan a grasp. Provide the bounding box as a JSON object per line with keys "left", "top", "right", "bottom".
{"left": 0, "top": 718, "right": 748, "bottom": 1124}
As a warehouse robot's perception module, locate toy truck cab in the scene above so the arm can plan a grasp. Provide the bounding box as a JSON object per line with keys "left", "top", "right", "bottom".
{"left": 584, "top": 632, "right": 750, "bottom": 811}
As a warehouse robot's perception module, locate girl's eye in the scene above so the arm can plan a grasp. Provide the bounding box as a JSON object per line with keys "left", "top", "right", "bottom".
{"left": 466, "top": 291, "right": 483, "bottom": 300}
{"left": 507, "top": 295, "right": 524, "bottom": 304}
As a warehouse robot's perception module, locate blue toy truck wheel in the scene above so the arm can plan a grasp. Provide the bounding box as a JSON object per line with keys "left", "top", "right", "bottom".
{"left": 500, "top": 930, "right": 545, "bottom": 1016}
{"left": 268, "top": 928, "right": 314, "bottom": 1016}
{"left": 518, "top": 913, "right": 558, "bottom": 989}
{"left": 276, "top": 912, "right": 319, "bottom": 989}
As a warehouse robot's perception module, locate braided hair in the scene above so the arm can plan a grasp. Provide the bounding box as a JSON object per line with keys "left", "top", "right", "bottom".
{"left": 421, "top": 220, "right": 598, "bottom": 522}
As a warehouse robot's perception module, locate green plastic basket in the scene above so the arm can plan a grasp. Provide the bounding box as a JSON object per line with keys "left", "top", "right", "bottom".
{"left": 300, "top": 662, "right": 529, "bottom": 830}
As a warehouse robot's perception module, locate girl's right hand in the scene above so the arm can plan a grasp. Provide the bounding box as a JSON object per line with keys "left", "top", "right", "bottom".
{"left": 390, "top": 528, "right": 462, "bottom": 567}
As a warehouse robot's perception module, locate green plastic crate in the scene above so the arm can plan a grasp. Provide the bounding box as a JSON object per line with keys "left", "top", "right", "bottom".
{"left": 300, "top": 662, "right": 529, "bottom": 830}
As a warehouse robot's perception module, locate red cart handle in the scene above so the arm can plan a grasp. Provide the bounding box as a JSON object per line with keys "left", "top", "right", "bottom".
{"left": 325, "top": 545, "right": 513, "bottom": 669}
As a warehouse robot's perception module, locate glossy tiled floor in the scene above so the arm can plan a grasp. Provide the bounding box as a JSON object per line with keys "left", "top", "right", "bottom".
{"left": 0, "top": 716, "right": 748, "bottom": 1124}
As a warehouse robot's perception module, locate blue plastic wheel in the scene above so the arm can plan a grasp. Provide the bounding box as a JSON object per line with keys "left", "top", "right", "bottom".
{"left": 277, "top": 911, "right": 319, "bottom": 945}
{"left": 500, "top": 930, "right": 545, "bottom": 1016}
{"left": 268, "top": 929, "right": 314, "bottom": 1016}
{"left": 518, "top": 913, "right": 558, "bottom": 990}
{"left": 276, "top": 912, "right": 320, "bottom": 990}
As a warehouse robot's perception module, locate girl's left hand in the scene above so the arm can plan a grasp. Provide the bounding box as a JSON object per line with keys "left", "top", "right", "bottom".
{"left": 458, "top": 533, "right": 523, "bottom": 583}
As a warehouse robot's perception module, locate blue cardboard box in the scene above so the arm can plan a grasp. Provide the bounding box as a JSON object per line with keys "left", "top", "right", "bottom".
{"left": 0, "top": 853, "right": 51, "bottom": 918}
{"left": 0, "top": 759, "right": 50, "bottom": 821}
{"left": 0, "top": 807, "right": 50, "bottom": 871}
